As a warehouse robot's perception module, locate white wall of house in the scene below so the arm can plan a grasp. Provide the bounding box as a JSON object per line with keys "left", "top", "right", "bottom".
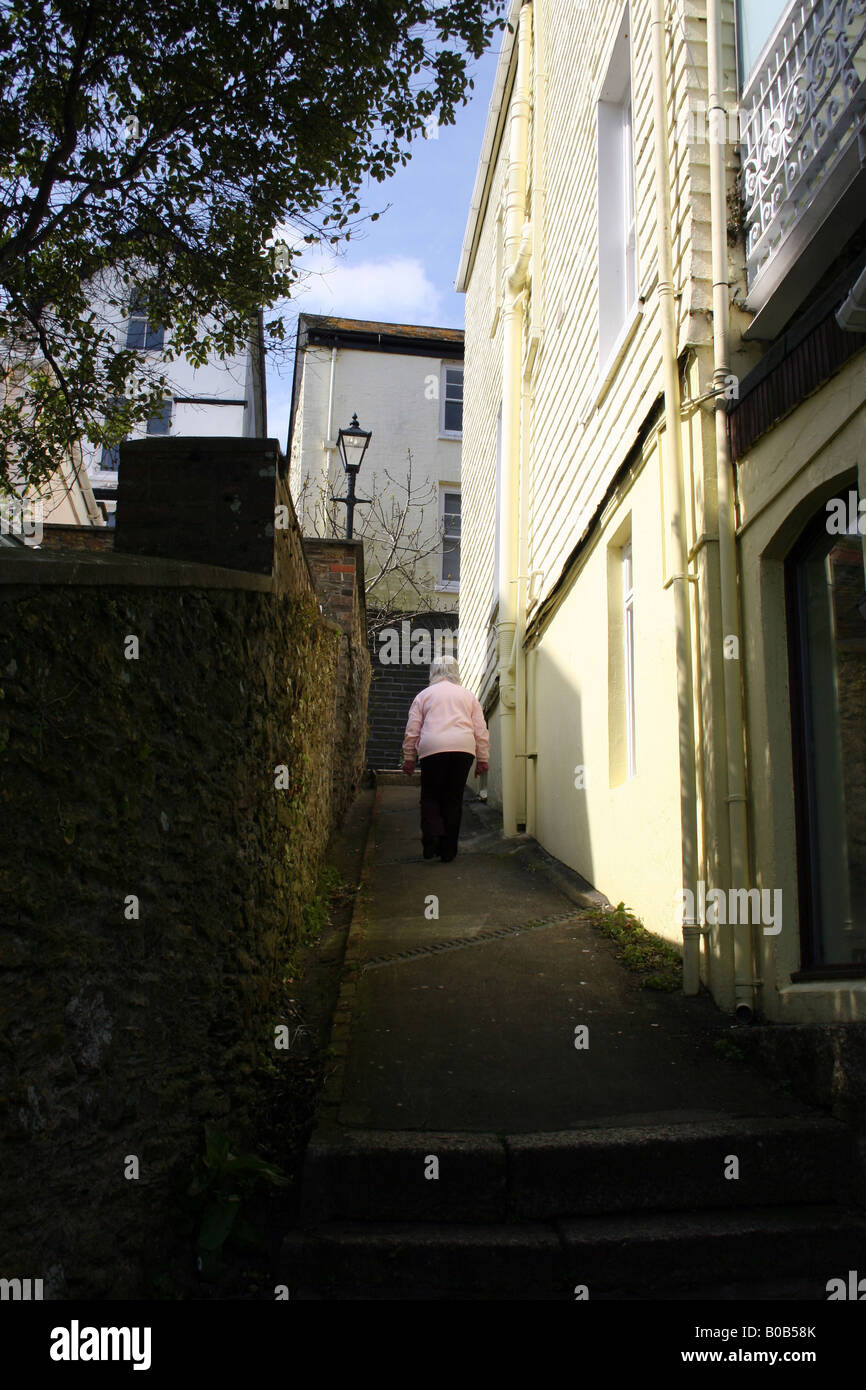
{"left": 81, "top": 277, "right": 264, "bottom": 520}
{"left": 290, "top": 325, "right": 463, "bottom": 612}
{"left": 171, "top": 400, "right": 248, "bottom": 437}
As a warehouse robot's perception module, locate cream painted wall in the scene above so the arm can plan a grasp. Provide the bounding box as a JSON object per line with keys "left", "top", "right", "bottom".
{"left": 458, "top": 0, "right": 751, "bottom": 1007}
{"left": 461, "top": 0, "right": 866, "bottom": 1021}
{"left": 25, "top": 450, "right": 103, "bottom": 531}
{"left": 736, "top": 355, "right": 866, "bottom": 1022}
{"left": 483, "top": 701, "right": 503, "bottom": 813}
{"left": 531, "top": 438, "right": 685, "bottom": 948}
{"left": 291, "top": 341, "right": 462, "bottom": 611}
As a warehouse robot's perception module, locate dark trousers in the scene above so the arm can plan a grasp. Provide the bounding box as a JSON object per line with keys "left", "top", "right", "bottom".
{"left": 419, "top": 751, "right": 474, "bottom": 859}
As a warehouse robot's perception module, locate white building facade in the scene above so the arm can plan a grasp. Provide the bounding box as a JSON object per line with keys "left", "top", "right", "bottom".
{"left": 288, "top": 315, "right": 464, "bottom": 618}
{"left": 83, "top": 283, "right": 266, "bottom": 526}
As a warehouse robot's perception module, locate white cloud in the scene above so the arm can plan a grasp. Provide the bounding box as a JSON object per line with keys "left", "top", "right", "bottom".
{"left": 288, "top": 245, "right": 444, "bottom": 325}
{"left": 263, "top": 236, "right": 448, "bottom": 450}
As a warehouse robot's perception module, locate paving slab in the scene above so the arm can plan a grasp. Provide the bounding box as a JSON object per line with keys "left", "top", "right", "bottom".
{"left": 330, "top": 785, "right": 816, "bottom": 1134}
{"left": 281, "top": 1205, "right": 866, "bottom": 1300}
{"left": 282, "top": 1221, "right": 568, "bottom": 1298}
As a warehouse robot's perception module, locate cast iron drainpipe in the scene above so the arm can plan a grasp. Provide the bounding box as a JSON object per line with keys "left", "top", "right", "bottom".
{"left": 650, "top": 0, "right": 701, "bottom": 993}
{"left": 707, "top": 0, "right": 756, "bottom": 1019}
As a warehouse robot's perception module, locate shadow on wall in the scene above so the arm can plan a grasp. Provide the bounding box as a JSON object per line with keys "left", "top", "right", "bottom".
{"left": 531, "top": 644, "right": 595, "bottom": 889}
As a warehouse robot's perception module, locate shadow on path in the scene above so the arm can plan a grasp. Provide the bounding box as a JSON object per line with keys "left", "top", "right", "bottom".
{"left": 332, "top": 783, "right": 811, "bottom": 1134}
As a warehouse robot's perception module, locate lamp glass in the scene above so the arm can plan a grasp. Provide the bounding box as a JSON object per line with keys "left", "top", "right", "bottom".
{"left": 337, "top": 413, "right": 371, "bottom": 472}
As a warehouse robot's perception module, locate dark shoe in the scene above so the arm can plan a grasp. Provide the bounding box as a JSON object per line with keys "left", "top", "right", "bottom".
{"left": 422, "top": 840, "right": 437, "bottom": 859}
{"left": 440, "top": 848, "right": 457, "bottom": 863}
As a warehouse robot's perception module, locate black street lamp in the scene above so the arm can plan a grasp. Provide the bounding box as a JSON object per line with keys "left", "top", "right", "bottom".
{"left": 332, "top": 413, "right": 372, "bottom": 539}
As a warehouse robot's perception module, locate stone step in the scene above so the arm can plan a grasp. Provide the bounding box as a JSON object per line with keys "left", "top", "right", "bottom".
{"left": 281, "top": 1206, "right": 866, "bottom": 1300}
{"left": 300, "top": 1116, "right": 857, "bottom": 1224}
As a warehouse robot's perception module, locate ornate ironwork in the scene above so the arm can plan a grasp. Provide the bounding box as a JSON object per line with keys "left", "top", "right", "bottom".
{"left": 740, "top": 0, "right": 866, "bottom": 288}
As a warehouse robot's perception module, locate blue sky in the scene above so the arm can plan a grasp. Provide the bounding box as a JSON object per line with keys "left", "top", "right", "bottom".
{"left": 266, "top": 41, "right": 500, "bottom": 451}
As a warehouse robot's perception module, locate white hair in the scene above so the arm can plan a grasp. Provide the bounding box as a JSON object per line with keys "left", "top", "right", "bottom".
{"left": 429, "top": 654, "right": 461, "bottom": 685}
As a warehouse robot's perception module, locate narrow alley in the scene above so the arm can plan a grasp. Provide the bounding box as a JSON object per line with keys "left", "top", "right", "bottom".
{"left": 283, "top": 782, "right": 866, "bottom": 1299}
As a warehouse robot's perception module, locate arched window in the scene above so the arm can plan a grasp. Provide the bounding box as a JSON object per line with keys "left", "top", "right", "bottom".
{"left": 786, "top": 487, "right": 866, "bottom": 975}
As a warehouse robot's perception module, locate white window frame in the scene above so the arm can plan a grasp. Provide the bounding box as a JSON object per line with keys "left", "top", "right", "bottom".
{"left": 439, "top": 361, "right": 464, "bottom": 439}
{"left": 126, "top": 290, "right": 165, "bottom": 351}
{"left": 438, "top": 485, "right": 461, "bottom": 592}
{"left": 622, "top": 541, "right": 636, "bottom": 779}
{"left": 597, "top": 6, "right": 638, "bottom": 380}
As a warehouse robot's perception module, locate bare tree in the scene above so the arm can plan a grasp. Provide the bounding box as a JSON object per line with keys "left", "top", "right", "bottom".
{"left": 293, "top": 448, "right": 457, "bottom": 635}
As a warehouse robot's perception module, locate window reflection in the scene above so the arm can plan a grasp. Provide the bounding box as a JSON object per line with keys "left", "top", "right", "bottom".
{"left": 789, "top": 506, "right": 866, "bottom": 969}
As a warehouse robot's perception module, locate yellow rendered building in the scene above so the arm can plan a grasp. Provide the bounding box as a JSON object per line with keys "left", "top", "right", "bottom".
{"left": 457, "top": 0, "right": 866, "bottom": 1020}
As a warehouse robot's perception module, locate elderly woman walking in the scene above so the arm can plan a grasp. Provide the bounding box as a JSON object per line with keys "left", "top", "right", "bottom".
{"left": 401, "top": 655, "right": 489, "bottom": 862}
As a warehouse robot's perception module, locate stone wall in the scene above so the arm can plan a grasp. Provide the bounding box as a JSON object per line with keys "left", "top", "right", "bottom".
{"left": 303, "top": 540, "right": 369, "bottom": 788}
{"left": 115, "top": 436, "right": 280, "bottom": 574}
{"left": 0, "top": 440, "right": 369, "bottom": 1297}
{"left": 737, "top": 1024, "right": 866, "bottom": 1201}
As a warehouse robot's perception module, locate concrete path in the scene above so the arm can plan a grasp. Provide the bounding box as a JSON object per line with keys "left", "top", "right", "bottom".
{"left": 321, "top": 781, "right": 811, "bottom": 1135}
{"left": 285, "top": 781, "right": 866, "bottom": 1298}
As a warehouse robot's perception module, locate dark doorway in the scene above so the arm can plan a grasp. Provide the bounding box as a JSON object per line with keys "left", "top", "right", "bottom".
{"left": 787, "top": 488, "right": 866, "bottom": 976}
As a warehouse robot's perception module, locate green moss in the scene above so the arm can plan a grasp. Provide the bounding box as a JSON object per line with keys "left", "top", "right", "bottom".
{"left": 0, "top": 571, "right": 367, "bottom": 1296}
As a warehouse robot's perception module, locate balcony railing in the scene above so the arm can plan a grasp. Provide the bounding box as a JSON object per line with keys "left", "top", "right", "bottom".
{"left": 740, "top": 0, "right": 866, "bottom": 292}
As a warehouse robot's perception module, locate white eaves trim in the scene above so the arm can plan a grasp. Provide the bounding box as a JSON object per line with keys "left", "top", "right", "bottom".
{"left": 455, "top": 0, "right": 526, "bottom": 294}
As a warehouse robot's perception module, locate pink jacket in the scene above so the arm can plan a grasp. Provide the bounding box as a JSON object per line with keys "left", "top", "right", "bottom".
{"left": 402, "top": 681, "right": 490, "bottom": 764}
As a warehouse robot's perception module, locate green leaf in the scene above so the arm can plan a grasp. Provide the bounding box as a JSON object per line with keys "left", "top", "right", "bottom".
{"left": 0, "top": 0, "right": 506, "bottom": 491}
{"left": 197, "top": 1197, "right": 240, "bottom": 1253}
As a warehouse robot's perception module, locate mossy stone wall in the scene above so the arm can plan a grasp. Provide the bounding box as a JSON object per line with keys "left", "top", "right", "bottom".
{"left": 0, "top": 519, "right": 368, "bottom": 1296}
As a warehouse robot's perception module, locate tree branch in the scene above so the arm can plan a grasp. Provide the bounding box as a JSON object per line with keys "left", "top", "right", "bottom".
{"left": 1, "top": 4, "right": 97, "bottom": 267}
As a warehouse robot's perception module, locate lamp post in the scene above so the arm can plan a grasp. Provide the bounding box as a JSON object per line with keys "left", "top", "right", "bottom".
{"left": 332, "top": 413, "right": 372, "bottom": 539}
